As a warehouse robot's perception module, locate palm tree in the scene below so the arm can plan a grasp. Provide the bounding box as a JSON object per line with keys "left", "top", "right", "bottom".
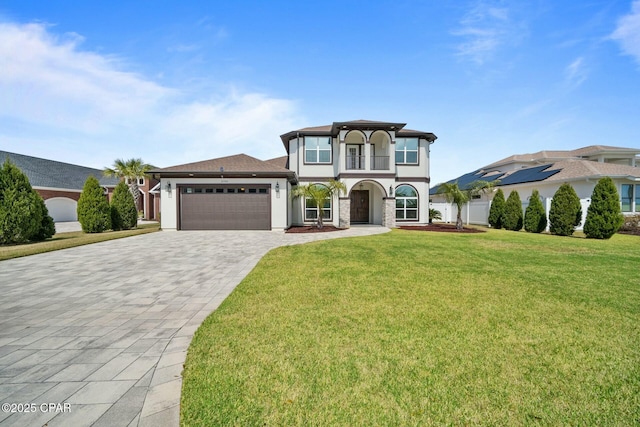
{"left": 436, "top": 180, "right": 496, "bottom": 230}
{"left": 291, "top": 180, "right": 346, "bottom": 229}
{"left": 103, "top": 158, "right": 155, "bottom": 208}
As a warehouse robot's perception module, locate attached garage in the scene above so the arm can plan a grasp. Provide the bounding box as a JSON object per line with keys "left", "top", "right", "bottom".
{"left": 179, "top": 184, "right": 271, "bottom": 230}
{"left": 45, "top": 197, "right": 78, "bottom": 222}
{"left": 150, "top": 153, "right": 295, "bottom": 231}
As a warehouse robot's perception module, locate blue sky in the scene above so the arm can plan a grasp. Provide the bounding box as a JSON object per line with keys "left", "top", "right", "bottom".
{"left": 0, "top": 1, "right": 639, "bottom": 185}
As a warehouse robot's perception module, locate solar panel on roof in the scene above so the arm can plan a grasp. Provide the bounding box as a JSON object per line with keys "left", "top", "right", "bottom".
{"left": 498, "top": 164, "right": 561, "bottom": 186}
{"left": 430, "top": 169, "right": 504, "bottom": 195}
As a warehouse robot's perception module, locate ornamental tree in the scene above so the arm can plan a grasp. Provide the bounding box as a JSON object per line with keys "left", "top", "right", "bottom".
{"left": 110, "top": 181, "right": 138, "bottom": 231}
{"left": 291, "top": 180, "right": 346, "bottom": 229}
{"left": 503, "top": 190, "right": 523, "bottom": 231}
{"left": 0, "top": 159, "right": 54, "bottom": 244}
{"left": 549, "top": 183, "right": 582, "bottom": 236}
{"left": 524, "top": 189, "right": 547, "bottom": 233}
{"left": 488, "top": 188, "right": 506, "bottom": 229}
{"left": 583, "top": 177, "right": 624, "bottom": 239}
{"left": 77, "top": 176, "right": 111, "bottom": 233}
{"left": 103, "top": 158, "right": 155, "bottom": 207}
{"left": 436, "top": 180, "right": 496, "bottom": 230}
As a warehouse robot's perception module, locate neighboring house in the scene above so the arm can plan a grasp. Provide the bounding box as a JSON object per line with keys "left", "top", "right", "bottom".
{"left": 150, "top": 119, "right": 437, "bottom": 230}
{"left": 431, "top": 145, "right": 640, "bottom": 228}
{"left": 125, "top": 176, "right": 161, "bottom": 220}
{"left": 0, "top": 150, "right": 119, "bottom": 222}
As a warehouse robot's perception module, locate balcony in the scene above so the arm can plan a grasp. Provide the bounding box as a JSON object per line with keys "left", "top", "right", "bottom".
{"left": 371, "top": 156, "right": 389, "bottom": 170}
{"left": 346, "top": 155, "right": 365, "bottom": 170}
{"left": 346, "top": 155, "right": 390, "bottom": 170}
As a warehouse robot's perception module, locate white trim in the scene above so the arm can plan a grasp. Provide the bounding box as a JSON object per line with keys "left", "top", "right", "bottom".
{"left": 149, "top": 182, "right": 161, "bottom": 193}
{"left": 32, "top": 186, "right": 82, "bottom": 193}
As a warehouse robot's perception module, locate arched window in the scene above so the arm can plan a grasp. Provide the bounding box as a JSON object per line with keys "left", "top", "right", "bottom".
{"left": 395, "top": 185, "right": 418, "bottom": 220}
{"left": 305, "top": 184, "right": 332, "bottom": 221}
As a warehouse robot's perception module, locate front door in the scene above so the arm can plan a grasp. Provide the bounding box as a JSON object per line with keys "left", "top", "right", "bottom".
{"left": 346, "top": 144, "right": 362, "bottom": 169}
{"left": 350, "top": 190, "right": 369, "bottom": 223}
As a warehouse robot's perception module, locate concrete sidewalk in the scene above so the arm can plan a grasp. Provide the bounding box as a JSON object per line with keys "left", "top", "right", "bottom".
{"left": 0, "top": 226, "right": 388, "bottom": 427}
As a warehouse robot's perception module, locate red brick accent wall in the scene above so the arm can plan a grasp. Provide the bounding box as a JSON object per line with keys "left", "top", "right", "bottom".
{"left": 36, "top": 188, "right": 114, "bottom": 202}
{"left": 36, "top": 189, "right": 81, "bottom": 201}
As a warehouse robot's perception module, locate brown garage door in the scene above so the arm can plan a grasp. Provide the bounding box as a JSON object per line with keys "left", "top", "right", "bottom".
{"left": 179, "top": 185, "right": 271, "bottom": 230}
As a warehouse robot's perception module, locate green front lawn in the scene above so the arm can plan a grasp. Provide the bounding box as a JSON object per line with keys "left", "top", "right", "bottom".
{"left": 181, "top": 229, "right": 640, "bottom": 426}
{"left": 0, "top": 223, "right": 160, "bottom": 261}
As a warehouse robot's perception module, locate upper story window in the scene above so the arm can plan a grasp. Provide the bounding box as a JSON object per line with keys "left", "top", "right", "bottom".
{"left": 125, "top": 177, "right": 145, "bottom": 186}
{"left": 305, "top": 136, "right": 332, "bottom": 164}
{"left": 395, "top": 138, "right": 419, "bottom": 164}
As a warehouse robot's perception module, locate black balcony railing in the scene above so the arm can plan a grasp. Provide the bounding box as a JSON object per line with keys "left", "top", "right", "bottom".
{"left": 371, "top": 156, "right": 389, "bottom": 170}
{"left": 346, "top": 155, "right": 365, "bottom": 170}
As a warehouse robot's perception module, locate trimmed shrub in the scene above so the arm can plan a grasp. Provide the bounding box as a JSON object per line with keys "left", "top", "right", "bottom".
{"left": 549, "top": 183, "right": 582, "bottom": 236}
{"left": 583, "top": 177, "right": 624, "bottom": 239}
{"left": 32, "top": 192, "right": 55, "bottom": 241}
{"left": 503, "top": 190, "right": 523, "bottom": 231}
{"left": 524, "top": 189, "right": 547, "bottom": 233}
{"left": 77, "top": 176, "right": 111, "bottom": 233}
{"left": 111, "top": 181, "right": 138, "bottom": 231}
{"left": 488, "top": 188, "right": 505, "bottom": 229}
{"left": 429, "top": 208, "right": 442, "bottom": 223}
{"left": 0, "top": 159, "right": 42, "bottom": 244}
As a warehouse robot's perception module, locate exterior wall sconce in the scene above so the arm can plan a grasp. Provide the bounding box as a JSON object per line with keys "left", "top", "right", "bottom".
{"left": 389, "top": 185, "right": 394, "bottom": 196}
{"left": 166, "top": 181, "right": 172, "bottom": 198}
{"left": 275, "top": 182, "right": 280, "bottom": 194}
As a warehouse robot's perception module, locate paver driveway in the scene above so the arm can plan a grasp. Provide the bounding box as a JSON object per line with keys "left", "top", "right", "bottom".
{"left": 0, "top": 227, "right": 388, "bottom": 427}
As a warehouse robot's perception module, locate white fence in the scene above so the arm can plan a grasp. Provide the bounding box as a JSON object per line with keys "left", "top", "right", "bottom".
{"left": 430, "top": 198, "right": 592, "bottom": 231}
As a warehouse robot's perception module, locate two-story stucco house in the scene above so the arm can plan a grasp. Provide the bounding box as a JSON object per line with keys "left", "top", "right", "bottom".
{"left": 281, "top": 120, "right": 437, "bottom": 228}
{"left": 150, "top": 120, "right": 437, "bottom": 230}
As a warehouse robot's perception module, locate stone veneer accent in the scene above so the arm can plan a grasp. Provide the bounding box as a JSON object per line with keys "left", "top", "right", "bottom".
{"left": 339, "top": 197, "right": 350, "bottom": 228}
{"left": 382, "top": 197, "right": 396, "bottom": 228}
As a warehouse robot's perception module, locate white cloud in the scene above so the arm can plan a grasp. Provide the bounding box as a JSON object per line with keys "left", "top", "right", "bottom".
{"left": 610, "top": 0, "right": 640, "bottom": 66}
{"left": 452, "top": 2, "right": 514, "bottom": 65}
{"left": 0, "top": 21, "right": 301, "bottom": 167}
{"left": 564, "top": 56, "right": 588, "bottom": 88}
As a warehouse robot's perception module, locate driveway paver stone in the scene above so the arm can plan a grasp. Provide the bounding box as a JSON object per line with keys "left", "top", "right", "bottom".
{"left": 0, "top": 226, "right": 388, "bottom": 426}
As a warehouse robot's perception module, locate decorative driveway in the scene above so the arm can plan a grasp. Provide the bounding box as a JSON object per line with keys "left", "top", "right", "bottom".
{"left": 0, "top": 227, "right": 388, "bottom": 427}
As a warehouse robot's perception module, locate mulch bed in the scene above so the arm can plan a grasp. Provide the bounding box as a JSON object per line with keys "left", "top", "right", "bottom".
{"left": 399, "top": 223, "right": 486, "bottom": 233}
{"left": 285, "top": 225, "right": 342, "bottom": 233}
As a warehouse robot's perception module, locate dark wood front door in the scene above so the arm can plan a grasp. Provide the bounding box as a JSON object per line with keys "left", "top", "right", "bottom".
{"left": 350, "top": 190, "right": 369, "bottom": 223}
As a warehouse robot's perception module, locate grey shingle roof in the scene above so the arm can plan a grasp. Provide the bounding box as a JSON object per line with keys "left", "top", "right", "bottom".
{"left": 484, "top": 145, "right": 640, "bottom": 169}
{"left": 0, "top": 151, "right": 119, "bottom": 190}
{"left": 151, "top": 153, "right": 291, "bottom": 173}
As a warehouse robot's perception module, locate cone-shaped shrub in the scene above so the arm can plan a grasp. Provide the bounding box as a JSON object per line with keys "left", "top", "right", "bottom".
{"left": 77, "top": 176, "right": 111, "bottom": 233}
{"left": 503, "top": 190, "right": 523, "bottom": 231}
{"left": 488, "top": 188, "right": 505, "bottom": 229}
{"left": 0, "top": 159, "right": 43, "bottom": 244}
{"left": 110, "top": 181, "right": 138, "bottom": 231}
{"left": 32, "top": 191, "right": 55, "bottom": 241}
{"left": 583, "top": 177, "right": 624, "bottom": 239}
{"left": 524, "top": 189, "right": 547, "bottom": 233}
{"left": 549, "top": 183, "right": 582, "bottom": 236}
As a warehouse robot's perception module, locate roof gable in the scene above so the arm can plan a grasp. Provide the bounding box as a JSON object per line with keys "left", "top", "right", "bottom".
{"left": 152, "top": 153, "right": 290, "bottom": 173}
